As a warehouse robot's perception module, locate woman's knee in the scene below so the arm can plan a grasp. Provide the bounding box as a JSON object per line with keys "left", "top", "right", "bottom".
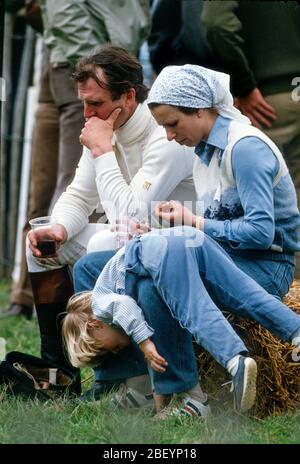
{"left": 74, "top": 251, "right": 115, "bottom": 278}
{"left": 73, "top": 252, "right": 112, "bottom": 291}
{"left": 86, "top": 229, "right": 116, "bottom": 253}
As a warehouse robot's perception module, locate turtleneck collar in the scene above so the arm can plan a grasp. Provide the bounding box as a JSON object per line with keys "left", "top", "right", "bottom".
{"left": 114, "top": 102, "right": 155, "bottom": 146}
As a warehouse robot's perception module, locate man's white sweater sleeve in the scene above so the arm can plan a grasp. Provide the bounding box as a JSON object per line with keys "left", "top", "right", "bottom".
{"left": 52, "top": 124, "right": 195, "bottom": 237}
{"left": 94, "top": 130, "right": 195, "bottom": 223}
{"left": 51, "top": 147, "right": 100, "bottom": 239}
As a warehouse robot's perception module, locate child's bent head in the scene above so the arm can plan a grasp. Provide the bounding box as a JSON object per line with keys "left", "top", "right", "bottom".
{"left": 62, "top": 291, "right": 130, "bottom": 368}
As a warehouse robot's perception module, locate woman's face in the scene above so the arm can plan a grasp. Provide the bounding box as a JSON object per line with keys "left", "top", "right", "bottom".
{"left": 150, "top": 105, "right": 211, "bottom": 147}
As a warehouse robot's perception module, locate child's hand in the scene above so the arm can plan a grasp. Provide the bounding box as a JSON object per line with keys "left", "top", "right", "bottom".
{"left": 110, "top": 217, "right": 150, "bottom": 238}
{"left": 139, "top": 339, "right": 168, "bottom": 373}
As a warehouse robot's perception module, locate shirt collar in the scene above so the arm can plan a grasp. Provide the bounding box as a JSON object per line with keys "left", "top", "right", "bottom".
{"left": 115, "top": 102, "right": 151, "bottom": 145}
{"left": 195, "top": 115, "right": 231, "bottom": 165}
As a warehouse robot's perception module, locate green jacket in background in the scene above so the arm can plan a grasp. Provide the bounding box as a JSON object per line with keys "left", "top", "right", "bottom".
{"left": 39, "top": 0, "right": 151, "bottom": 67}
{"left": 201, "top": 0, "right": 300, "bottom": 97}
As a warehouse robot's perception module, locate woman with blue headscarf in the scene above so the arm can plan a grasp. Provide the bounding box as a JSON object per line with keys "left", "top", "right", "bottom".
{"left": 148, "top": 64, "right": 300, "bottom": 295}
{"left": 144, "top": 64, "right": 300, "bottom": 412}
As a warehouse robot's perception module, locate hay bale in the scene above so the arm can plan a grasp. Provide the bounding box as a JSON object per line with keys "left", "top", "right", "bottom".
{"left": 195, "top": 280, "right": 300, "bottom": 418}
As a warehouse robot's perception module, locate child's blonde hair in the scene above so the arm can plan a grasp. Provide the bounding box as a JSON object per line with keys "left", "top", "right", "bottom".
{"left": 62, "top": 291, "right": 107, "bottom": 368}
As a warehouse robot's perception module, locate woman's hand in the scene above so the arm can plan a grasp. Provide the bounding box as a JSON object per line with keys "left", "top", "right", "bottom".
{"left": 155, "top": 200, "right": 203, "bottom": 228}
{"left": 139, "top": 338, "right": 168, "bottom": 373}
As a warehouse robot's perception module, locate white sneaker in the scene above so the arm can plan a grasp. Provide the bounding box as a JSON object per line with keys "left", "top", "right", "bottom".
{"left": 111, "top": 383, "right": 154, "bottom": 409}
{"left": 231, "top": 356, "right": 257, "bottom": 413}
{"left": 154, "top": 395, "right": 211, "bottom": 420}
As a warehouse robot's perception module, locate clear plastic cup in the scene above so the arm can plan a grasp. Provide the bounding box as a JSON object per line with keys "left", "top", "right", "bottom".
{"left": 29, "top": 216, "right": 57, "bottom": 257}
{"left": 112, "top": 217, "right": 139, "bottom": 250}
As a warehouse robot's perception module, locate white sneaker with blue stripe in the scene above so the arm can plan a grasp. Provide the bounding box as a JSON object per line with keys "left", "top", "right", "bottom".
{"left": 154, "top": 394, "right": 211, "bottom": 420}
{"left": 231, "top": 356, "right": 257, "bottom": 413}
{"left": 111, "top": 382, "right": 154, "bottom": 409}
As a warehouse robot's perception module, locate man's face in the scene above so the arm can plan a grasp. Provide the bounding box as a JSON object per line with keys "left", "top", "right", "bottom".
{"left": 77, "top": 69, "right": 134, "bottom": 129}
{"left": 90, "top": 321, "right": 131, "bottom": 354}
{"left": 150, "top": 104, "right": 208, "bottom": 147}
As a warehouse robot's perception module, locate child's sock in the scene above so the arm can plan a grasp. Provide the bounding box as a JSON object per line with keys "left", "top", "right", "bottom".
{"left": 153, "top": 393, "right": 172, "bottom": 412}
{"left": 185, "top": 382, "right": 207, "bottom": 403}
{"left": 226, "top": 354, "right": 241, "bottom": 377}
{"left": 291, "top": 327, "right": 300, "bottom": 348}
{"left": 291, "top": 328, "right": 300, "bottom": 362}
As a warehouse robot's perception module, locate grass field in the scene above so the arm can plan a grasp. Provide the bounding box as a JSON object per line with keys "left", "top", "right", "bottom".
{"left": 1, "top": 279, "right": 300, "bottom": 444}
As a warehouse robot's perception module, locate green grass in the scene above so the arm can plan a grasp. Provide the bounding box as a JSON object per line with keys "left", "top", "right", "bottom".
{"left": 1, "top": 279, "right": 300, "bottom": 444}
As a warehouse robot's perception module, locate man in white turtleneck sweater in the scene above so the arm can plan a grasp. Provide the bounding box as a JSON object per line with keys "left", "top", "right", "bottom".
{"left": 26, "top": 44, "right": 197, "bottom": 398}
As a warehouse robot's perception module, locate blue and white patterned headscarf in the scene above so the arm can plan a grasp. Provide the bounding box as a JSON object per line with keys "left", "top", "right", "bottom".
{"left": 147, "top": 64, "right": 251, "bottom": 124}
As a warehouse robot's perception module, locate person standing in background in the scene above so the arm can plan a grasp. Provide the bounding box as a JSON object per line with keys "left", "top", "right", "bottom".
{"left": 6, "top": 0, "right": 151, "bottom": 319}
{"left": 148, "top": 0, "right": 217, "bottom": 76}
{"left": 202, "top": 0, "right": 300, "bottom": 277}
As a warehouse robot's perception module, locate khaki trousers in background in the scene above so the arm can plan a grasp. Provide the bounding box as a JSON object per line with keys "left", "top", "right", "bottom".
{"left": 11, "top": 53, "right": 84, "bottom": 307}
{"left": 264, "top": 92, "right": 300, "bottom": 279}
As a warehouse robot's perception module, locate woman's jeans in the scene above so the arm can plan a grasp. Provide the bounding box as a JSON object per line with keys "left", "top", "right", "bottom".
{"left": 73, "top": 227, "right": 299, "bottom": 395}
{"left": 73, "top": 250, "right": 199, "bottom": 394}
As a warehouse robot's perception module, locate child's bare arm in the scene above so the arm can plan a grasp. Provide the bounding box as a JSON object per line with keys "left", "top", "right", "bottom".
{"left": 139, "top": 338, "right": 168, "bottom": 373}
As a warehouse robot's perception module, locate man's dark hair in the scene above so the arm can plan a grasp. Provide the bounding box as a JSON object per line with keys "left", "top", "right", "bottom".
{"left": 73, "top": 44, "right": 149, "bottom": 103}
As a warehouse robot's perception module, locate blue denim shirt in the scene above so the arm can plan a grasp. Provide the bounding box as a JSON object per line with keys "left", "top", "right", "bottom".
{"left": 194, "top": 116, "right": 300, "bottom": 256}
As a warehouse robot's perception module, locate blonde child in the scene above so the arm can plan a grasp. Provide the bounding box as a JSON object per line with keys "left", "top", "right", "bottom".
{"left": 62, "top": 290, "right": 166, "bottom": 372}
{"left": 62, "top": 290, "right": 174, "bottom": 411}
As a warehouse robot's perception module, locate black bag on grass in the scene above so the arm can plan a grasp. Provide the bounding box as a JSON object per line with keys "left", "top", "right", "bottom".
{"left": 0, "top": 351, "right": 76, "bottom": 400}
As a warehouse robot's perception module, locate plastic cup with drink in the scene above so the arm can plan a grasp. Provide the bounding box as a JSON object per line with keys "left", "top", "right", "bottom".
{"left": 112, "top": 216, "right": 140, "bottom": 250}
{"left": 29, "top": 216, "right": 58, "bottom": 258}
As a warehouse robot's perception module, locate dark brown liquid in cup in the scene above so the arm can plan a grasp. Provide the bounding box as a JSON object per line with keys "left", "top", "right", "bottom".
{"left": 37, "top": 240, "right": 57, "bottom": 257}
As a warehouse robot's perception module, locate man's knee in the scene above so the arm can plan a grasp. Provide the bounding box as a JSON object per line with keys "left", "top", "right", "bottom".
{"left": 73, "top": 254, "right": 95, "bottom": 292}
{"left": 86, "top": 229, "right": 116, "bottom": 253}
{"left": 73, "top": 251, "right": 115, "bottom": 292}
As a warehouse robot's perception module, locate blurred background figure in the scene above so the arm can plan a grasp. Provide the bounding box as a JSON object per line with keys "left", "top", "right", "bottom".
{"left": 148, "top": 0, "right": 217, "bottom": 76}
{"left": 5, "top": 0, "right": 151, "bottom": 319}
{"left": 202, "top": 0, "right": 300, "bottom": 277}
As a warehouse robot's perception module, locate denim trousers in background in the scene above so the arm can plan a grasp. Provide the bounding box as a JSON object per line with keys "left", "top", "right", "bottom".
{"left": 73, "top": 227, "right": 300, "bottom": 395}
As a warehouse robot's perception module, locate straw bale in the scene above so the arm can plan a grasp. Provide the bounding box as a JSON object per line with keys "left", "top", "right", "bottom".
{"left": 195, "top": 281, "right": 300, "bottom": 418}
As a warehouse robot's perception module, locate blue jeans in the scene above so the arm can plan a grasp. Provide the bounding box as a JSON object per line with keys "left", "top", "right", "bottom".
{"left": 73, "top": 227, "right": 299, "bottom": 393}
{"left": 73, "top": 250, "right": 199, "bottom": 394}
{"left": 73, "top": 251, "right": 148, "bottom": 382}
{"left": 125, "top": 227, "right": 299, "bottom": 368}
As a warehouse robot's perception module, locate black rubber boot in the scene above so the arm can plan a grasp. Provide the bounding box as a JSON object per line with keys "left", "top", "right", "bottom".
{"left": 29, "top": 266, "right": 81, "bottom": 396}
{"left": 80, "top": 380, "right": 122, "bottom": 402}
